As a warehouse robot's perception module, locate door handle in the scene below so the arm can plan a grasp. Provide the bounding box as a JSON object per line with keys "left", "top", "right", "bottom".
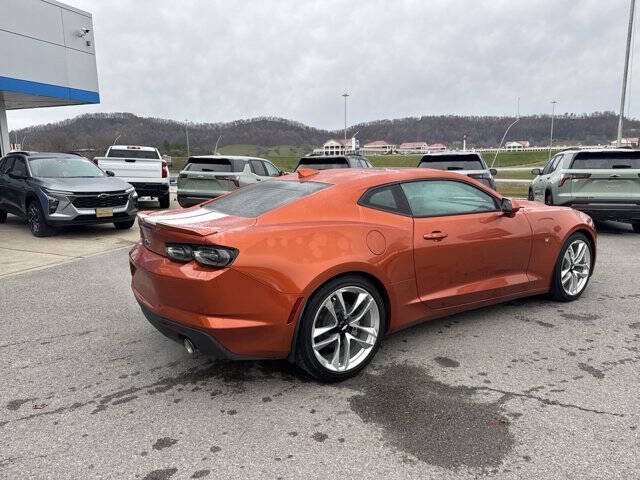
{"left": 423, "top": 231, "right": 448, "bottom": 241}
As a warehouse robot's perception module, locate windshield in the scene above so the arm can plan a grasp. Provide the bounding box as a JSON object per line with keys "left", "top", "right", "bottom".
{"left": 28, "top": 157, "right": 105, "bottom": 178}
{"left": 107, "top": 149, "right": 160, "bottom": 159}
{"left": 185, "top": 159, "right": 244, "bottom": 172}
{"left": 571, "top": 152, "right": 640, "bottom": 169}
{"left": 296, "top": 158, "right": 349, "bottom": 171}
{"left": 203, "top": 180, "right": 328, "bottom": 217}
{"left": 419, "top": 155, "right": 484, "bottom": 171}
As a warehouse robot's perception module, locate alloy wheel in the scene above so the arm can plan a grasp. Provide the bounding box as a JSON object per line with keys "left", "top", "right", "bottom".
{"left": 28, "top": 203, "right": 40, "bottom": 234}
{"left": 560, "top": 239, "right": 591, "bottom": 296}
{"left": 311, "top": 286, "right": 380, "bottom": 372}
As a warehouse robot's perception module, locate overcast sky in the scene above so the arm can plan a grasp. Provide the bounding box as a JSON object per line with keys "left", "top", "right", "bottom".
{"left": 7, "top": 0, "right": 639, "bottom": 131}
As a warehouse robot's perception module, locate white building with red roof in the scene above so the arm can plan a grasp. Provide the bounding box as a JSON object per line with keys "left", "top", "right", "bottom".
{"left": 361, "top": 140, "right": 396, "bottom": 154}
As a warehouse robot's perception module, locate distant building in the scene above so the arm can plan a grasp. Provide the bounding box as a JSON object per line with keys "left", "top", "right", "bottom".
{"left": 361, "top": 140, "right": 396, "bottom": 154}
{"left": 610, "top": 137, "right": 639, "bottom": 147}
{"left": 505, "top": 141, "right": 530, "bottom": 151}
{"left": 322, "top": 139, "right": 350, "bottom": 155}
{"left": 398, "top": 141, "right": 429, "bottom": 153}
{"left": 428, "top": 143, "right": 446, "bottom": 151}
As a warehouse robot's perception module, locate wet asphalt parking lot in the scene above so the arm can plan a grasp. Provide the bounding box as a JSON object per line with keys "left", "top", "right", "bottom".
{"left": 1, "top": 221, "right": 639, "bottom": 480}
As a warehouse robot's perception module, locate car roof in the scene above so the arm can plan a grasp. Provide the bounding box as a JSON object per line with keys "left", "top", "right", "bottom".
{"left": 187, "top": 155, "right": 268, "bottom": 161}
{"left": 556, "top": 147, "right": 637, "bottom": 154}
{"left": 283, "top": 167, "right": 494, "bottom": 191}
{"left": 299, "top": 155, "right": 366, "bottom": 160}
{"left": 5, "top": 151, "right": 84, "bottom": 159}
{"left": 420, "top": 151, "right": 483, "bottom": 158}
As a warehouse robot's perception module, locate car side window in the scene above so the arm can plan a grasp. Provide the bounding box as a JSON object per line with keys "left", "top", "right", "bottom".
{"left": 360, "top": 184, "right": 409, "bottom": 215}
{"left": 10, "top": 158, "right": 27, "bottom": 178}
{"left": 0, "top": 157, "right": 14, "bottom": 174}
{"left": 250, "top": 160, "right": 267, "bottom": 176}
{"left": 263, "top": 161, "right": 280, "bottom": 177}
{"left": 543, "top": 154, "right": 562, "bottom": 175}
{"left": 401, "top": 180, "right": 498, "bottom": 217}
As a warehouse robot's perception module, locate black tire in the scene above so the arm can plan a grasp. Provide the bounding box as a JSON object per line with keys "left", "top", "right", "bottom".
{"left": 528, "top": 188, "right": 534, "bottom": 201}
{"left": 159, "top": 194, "right": 170, "bottom": 209}
{"left": 27, "top": 200, "right": 54, "bottom": 237}
{"left": 114, "top": 219, "right": 135, "bottom": 230}
{"left": 632, "top": 222, "right": 640, "bottom": 233}
{"left": 0, "top": 210, "right": 6, "bottom": 224}
{"left": 544, "top": 190, "right": 553, "bottom": 206}
{"left": 549, "top": 232, "right": 593, "bottom": 302}
{"left": 295, "top": 275, "right": 387, "bottom": 382}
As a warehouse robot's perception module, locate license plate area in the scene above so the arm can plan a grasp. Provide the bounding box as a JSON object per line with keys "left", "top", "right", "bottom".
{"left": 96, "top": 207, "right": 114, "bottom": 218}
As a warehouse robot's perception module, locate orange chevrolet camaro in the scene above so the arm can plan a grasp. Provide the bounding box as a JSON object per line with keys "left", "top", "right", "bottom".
{"left": 130, "top": 168, "right": 596, "bottom": 381}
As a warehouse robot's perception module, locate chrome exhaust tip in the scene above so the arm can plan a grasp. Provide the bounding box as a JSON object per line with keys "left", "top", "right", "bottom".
{"left": 183, "top": 338, "right": 196, "bottom": 355}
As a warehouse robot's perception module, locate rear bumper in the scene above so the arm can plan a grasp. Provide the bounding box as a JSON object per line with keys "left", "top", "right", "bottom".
{"left": 129, "top": 243, "right": 299, "bottom": 359}
{"left": 130, "top": 182, "right": 169, "bottom": 197}
{"left": 138, "top": 301, "right": 251, "bottom": 359}
{"left": 568, "top": 202, "right": 640, "bottom": 221}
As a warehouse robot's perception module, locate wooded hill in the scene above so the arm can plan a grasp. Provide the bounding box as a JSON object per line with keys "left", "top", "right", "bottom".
{"left": 11, "top": 111, "right": 639, "bottom": 155}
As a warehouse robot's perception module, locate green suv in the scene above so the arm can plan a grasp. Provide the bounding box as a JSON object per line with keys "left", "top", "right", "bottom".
{"left": 529, "top": 148, "right": 640, "bottom": 232}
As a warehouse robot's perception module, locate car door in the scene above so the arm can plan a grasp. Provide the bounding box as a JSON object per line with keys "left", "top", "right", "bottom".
{"left": 5, "top": 156, "right": 29, "bottom": 214}
{"left": 402, "top": 179, "right": 532, "bottom": 310}
{"left": 533, "top": 154, "right": 562, "bottom": 201}
{"left": 0, "top": 157, "right": 12, "bottom": 211}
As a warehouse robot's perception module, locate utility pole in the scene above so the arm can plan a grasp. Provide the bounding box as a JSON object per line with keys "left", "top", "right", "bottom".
{"left": 549, "top": 100, "right": 557, "bottom": 159}
{"left": 342, "top": 93, "right": 349, "bottom": 146}
{"left": 214, "top": 134, "right": 222, "bottom": 155}
{"left": 185, "top": 120, "right": 190, "bottom": 158}
{"left": 618, "top": 0, "right": 636, "bottom": 146}
{"left": 112, "top": 133, "right": 121, "bottom": 145}
{"left": 463, "top": 134, "right": 467, "bottom": 151}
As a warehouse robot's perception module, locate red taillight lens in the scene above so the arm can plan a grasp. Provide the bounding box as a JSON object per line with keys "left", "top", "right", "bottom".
{"left": 92, "top": 158, "right": 99, "bottom": 166}
{"left": 161, "top": 160, "right": 168, "bottom": 178}
{"left": 559, "top": 173, "right": 591, "bottom": 187}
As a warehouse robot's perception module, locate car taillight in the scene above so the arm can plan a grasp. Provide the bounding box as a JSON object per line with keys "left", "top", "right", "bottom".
{"left": 559, "top": 173, "right": 591, "bottom": 187}
{"left": 162, "top": 161, "right": 168, "bottom": 178}
{"left": 92, "top": 158, "right": 99, "bottom": 166}
{"left": 165, "top": 243, "right": 238, "bottom": 267}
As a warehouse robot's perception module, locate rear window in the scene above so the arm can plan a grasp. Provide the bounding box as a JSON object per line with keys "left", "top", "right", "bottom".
{"left": 107, "top": 149, "right": 160, "bottom": 159}
{"left": 419, "top": 154, "right": 484, "bottom": 171}
{"left": 296, "top": 157, "right": 349, "bottom": 171}
{"left": 203, "top": 180, "right": 328, "bottom": 217}
{"left": 570, "top": 151, "right": 640, "bottom": 169}
{"left": 185, "top": 158, "right": 245, "bottom": 172}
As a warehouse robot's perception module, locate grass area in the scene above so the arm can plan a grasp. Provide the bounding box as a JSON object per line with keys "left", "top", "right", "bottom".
{"left": 168, "top": 146, "right": 558, "bottom": 175}
{"left": 496, "top": 169, "right": 535, "bottom": 180}
{"left": 496, "top": 184, "right": 529, "bottom": 198}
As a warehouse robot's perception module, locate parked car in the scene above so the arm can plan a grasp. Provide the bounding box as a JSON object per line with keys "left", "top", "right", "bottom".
{"left": 177, "top": 156, "right": 283, "bottom": 208}
{"left": 131, "top": 168, "right": 596, "bottom": 381}
{"left": 295, "top": 154, "right": 373, "bottom": 171}
{"left": 418, "top": 152, "right": 498, "bottom": 190}
{"left": 0, "top": 152, "right": 138, "bottom": 237}
{"left": 529, "top": 148, "right": 640, "bottom": 232}
{"left": 94, "top": 145, "right": 170, "bottom": 208}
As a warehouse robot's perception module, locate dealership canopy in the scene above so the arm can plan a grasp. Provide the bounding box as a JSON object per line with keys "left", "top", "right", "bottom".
{"left": 0, "top": 0, "right": 100, "bottom": 155}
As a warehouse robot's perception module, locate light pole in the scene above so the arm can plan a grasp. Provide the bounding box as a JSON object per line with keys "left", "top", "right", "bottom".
{"left": 342, "top": 93, "right": 349, "bottom": 145}
{"left": 112, "top": 133, "right": 121, "bottom": 145}
{"left": 549, "top": 100, "right": 557, "bottom": 159}
{"left": 21, "top": 135, "right": 27, "bottom": 150}
{"left": 214, "top": 135, "right": 222, "bottom": 155}
{"left": 185, "top": 120, "right": 190, "bottom": 158}
{"left": 617, "top": 0, "right": 636, "bottom": 146}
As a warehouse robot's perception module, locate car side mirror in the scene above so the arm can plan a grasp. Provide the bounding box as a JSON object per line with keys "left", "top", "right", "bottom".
{"left": 105, "top": 170, "right": 115, "bottom": 177}
{"left": 489, "top": 168, "right": 498, "bottom": 176}
{"left": 531, "top": 168, "right": 542, "bottom": 176}
{"left": 501, "top": 198, "right": 521, "bottom": 216}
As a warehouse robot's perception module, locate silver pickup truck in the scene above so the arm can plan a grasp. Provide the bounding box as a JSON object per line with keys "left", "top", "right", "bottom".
{"left": 94, "top": 145, "right": 170, "bottom": 208}
{"left": 530, "top": 148, "right": 640, "bottom": 232}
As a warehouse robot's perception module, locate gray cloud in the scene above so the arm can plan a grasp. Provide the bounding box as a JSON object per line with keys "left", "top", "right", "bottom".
{"left": 7, "top": 0, "right": 636, "bottom": 131}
